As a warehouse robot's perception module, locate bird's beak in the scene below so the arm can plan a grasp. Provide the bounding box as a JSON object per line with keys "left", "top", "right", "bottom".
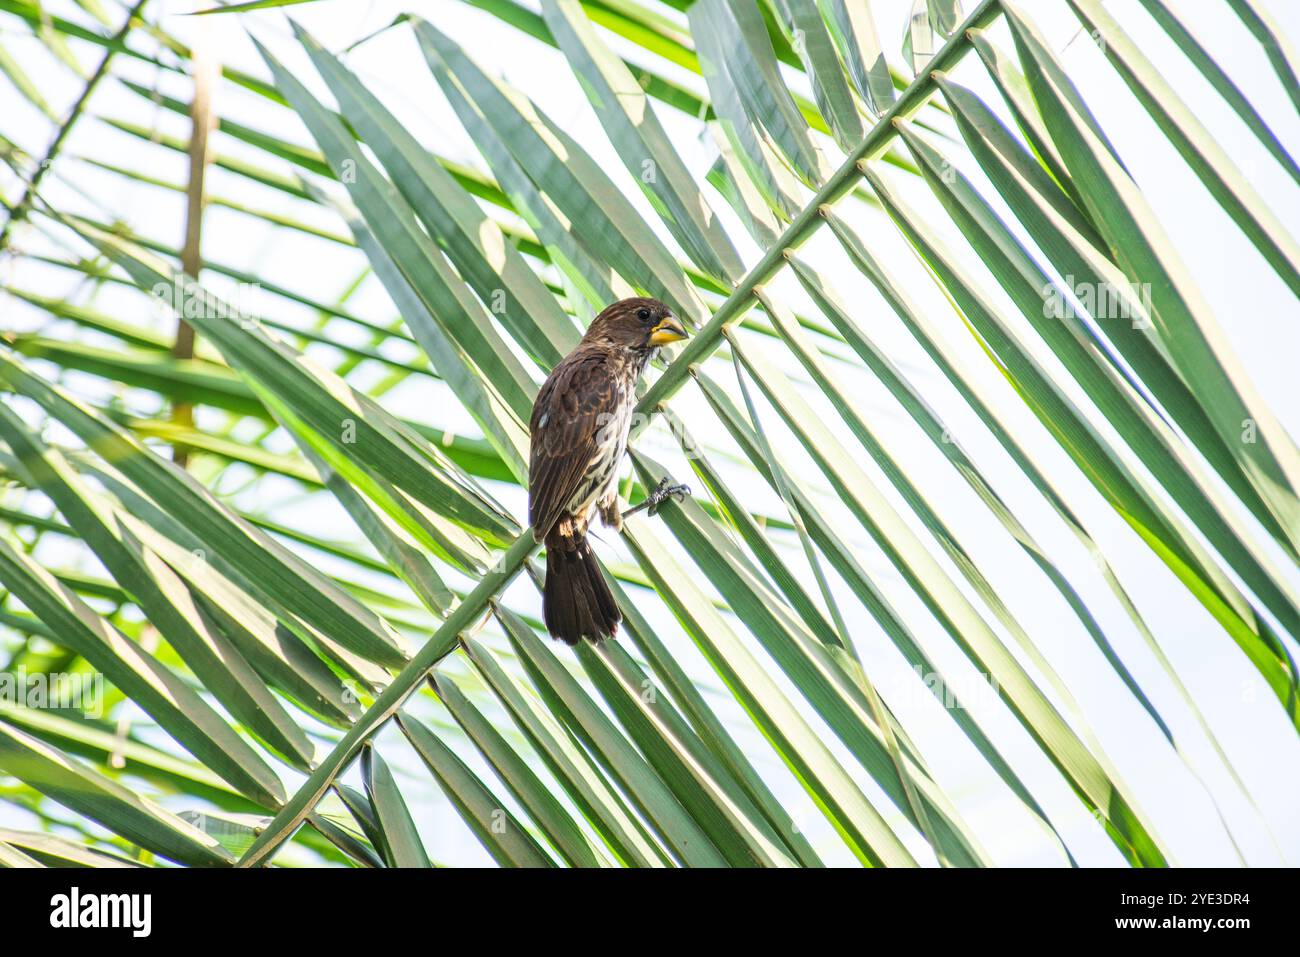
{"left": 648, "top": 316, "right": 689, "bottom": 346}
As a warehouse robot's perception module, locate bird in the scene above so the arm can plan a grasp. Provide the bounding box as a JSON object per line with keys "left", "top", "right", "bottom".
{"left": 529, "top": 296, "right": 689, "bottom": 645}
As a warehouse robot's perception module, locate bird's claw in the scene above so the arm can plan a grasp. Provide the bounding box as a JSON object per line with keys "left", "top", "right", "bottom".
{"left": 621, "top": 477, "right": 691, "bottom": 520}
{"left": 645, "top": 477, "right": 691, "bottom": 516}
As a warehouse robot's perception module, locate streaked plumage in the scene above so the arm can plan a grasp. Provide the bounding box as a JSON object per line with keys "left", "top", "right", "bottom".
{"left": 529, "top": 297, "right": 688, "bottom": 644}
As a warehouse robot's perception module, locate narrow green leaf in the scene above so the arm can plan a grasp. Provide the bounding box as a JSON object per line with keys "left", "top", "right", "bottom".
{"left": 820, "top": 0, "right": 893, "bottom": 114}
{"left": 397, "top": 713, "right": 555, "bottom": 867}
{"left": 432, "top": 672, "right": 610, "bottom": 867}
{"left": 295, "top": 442, "right": 452, "bottom": 617}
{"left": 0, "top": 350, "right": 412, "bottom": 669}
{"left": 0, "top": 536, "right": 287, "bottom": 809}
{"left": 725, "top": 315, "right": 1169, "bottom": 865}
{"left": 0, "top": 701, "right": 254, "bottom": 810}
{"left": 296, "top": 26, "right": 577, "bottom": 366}
{"left": 333, "top": 784, "right": 389, "bottom": 863}
{"left": 465, "top": 624, "right": 671, "bottom": 867}
{"left": 304, "top": 183, "right": 530, "bottom": 485}
{"left": 237, "top": 532, "right": 540, "bottom": 868}
{"left": 1225, "top": 0, "right": 1300, "bottom": 117}
{"left": 1137, "top": 0, "right": 1300, "bottom": 188}
{"left": 621, "top": 519, "right": 918, "bottom": 867}
{"left": 574, "top": 639, "right": 798, "bottom": 867}
{"left": 0, "top": 40, "right": 58, "bottom": 119}
{"left": 360, "top": 744, "right": 432, "bottom": 868}
{"left": 684, "top": 380, "right": 1074, "bottom": 864}
{"left": 1005, "top": 2, "right": 1300, "bottom": 555}
{"left": 254, "top": 38, "right": 539, "bottom": 433}
{"left": 541, "top": 0, "right": 744, "bottom": 283}
{"left": 0, "top": 828, "right": 138, "bottom": 868}
{"left": 607, "top": 575, "right": 825, "bottom": 866}
{"left": 966, "top": 28, "right": 1090, "bottom": 216}
{"left": 902, "top": 0, "right": 936, "bottom": 75}
{"left": 0, "top": 406, "right": 315, "bottom": 771}
{"left": 706, "top": 133, "right": 786, "bottom": 247}
{"left": 415, "top": 16, "right": 709, "bottom": 325}
{"left": 1068, "top": 0, "right": 1300, "bottom": 303}
{"left": 0, "top": 840, "right": 43, "bottom": 868}
{"left": 5, "top": 335, "right": 267, "bottom": 419}
{"left": 631, "top": 446, "right": 987, "bottom": 867}
{"left": 770, "top": 0, "right": 864, "bottom": 151}
{"left": 70, "top": 222, "right": 519, "bottom": 545}
{"left": 690, "top": 0, "right": 810, "bottom": 217}
{"left": 500, "top": 610, "right": 728, "bottom": 866}
{"left": 0, "top": 719, "right": 233, "bottom": 866}
{"left": 307, "top": 810, "right": 384, "bottom": 868}
{"left": 934, "top": 75, "right": 1298, "bottom": 563}
{"left": 898, "top": 113, "right": 1300, "bottom": 689}
{"left": 864, "top": 167, "right": 1299, "bottom": 735}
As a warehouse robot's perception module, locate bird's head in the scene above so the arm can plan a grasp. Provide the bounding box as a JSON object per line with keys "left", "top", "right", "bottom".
{"left": 582, "top": 297, "right": 689, "bottom": 356}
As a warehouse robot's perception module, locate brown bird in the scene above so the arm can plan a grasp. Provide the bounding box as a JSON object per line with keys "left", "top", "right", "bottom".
{"left": 529, "top": 297, "right": 689, "bottom": 644}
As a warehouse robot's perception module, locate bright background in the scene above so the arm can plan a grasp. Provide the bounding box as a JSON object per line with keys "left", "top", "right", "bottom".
{"left": 2, "top": 0, "right": 1298, "bottom": 866}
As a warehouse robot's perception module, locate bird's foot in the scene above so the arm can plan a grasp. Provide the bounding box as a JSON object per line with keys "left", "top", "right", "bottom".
{"left": 648, "top": 479, "right": 691, "bottom": 516}
{"left": 623, "top": 477, "right": 691, "bottom": 519}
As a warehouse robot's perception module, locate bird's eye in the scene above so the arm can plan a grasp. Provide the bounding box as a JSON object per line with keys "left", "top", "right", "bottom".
{"left": 637, "top": 307, "right": 651, "bottom": 322}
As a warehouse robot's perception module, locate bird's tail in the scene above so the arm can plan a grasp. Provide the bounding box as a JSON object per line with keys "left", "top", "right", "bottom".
{"left": 543, "top": 530, "right": 621, "bottom": 645}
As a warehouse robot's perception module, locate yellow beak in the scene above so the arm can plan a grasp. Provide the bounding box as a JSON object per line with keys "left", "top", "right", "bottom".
{"left": 648, "top": 316, "right": 689, "bottom": 346}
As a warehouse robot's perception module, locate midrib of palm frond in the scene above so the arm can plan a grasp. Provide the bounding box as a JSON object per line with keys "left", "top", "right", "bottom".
{"left": 256, "top": 0, "right": 1296, "bottom": 865}
{"left": 226, "top": 0, "right": 1010, "bottom": 868}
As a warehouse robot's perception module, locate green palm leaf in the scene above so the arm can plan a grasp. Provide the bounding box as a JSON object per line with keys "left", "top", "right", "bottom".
{"left": 1, "top": 0, "right": 1295, "bottom": 869}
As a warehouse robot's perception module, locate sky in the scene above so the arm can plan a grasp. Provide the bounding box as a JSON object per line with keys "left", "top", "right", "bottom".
{"left": 1, "top": 0, "right": 1298, "bottom": 867}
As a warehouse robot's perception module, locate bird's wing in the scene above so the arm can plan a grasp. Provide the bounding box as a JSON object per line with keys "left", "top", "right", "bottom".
{"left": 528, "top": 348, "right": 622, "bottom": 536}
